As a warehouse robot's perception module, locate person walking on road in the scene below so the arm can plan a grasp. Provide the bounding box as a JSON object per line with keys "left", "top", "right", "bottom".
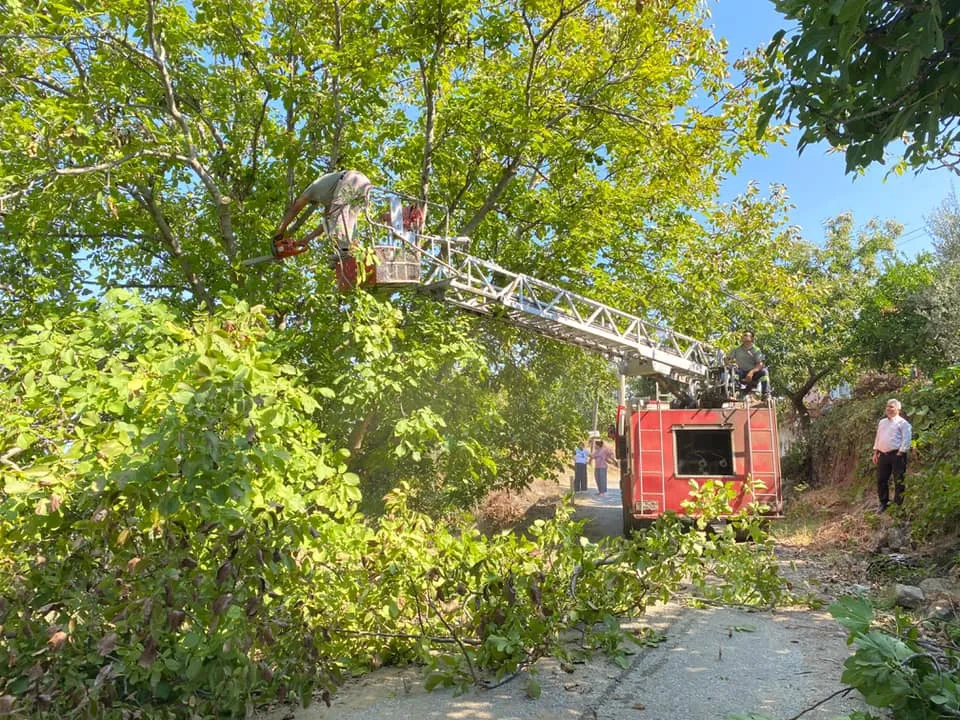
{"left": 574, "top": 442, "right": 589, "bottom": 492}
{"left": 872, "top": 398, "right": 912, "bottom": 512}
{"left": 589, "top": 439, "right": 616, "bottom": 496}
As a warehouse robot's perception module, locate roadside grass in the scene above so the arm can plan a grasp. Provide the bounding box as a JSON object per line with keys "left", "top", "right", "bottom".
{"left": 774, "top": 477, "right": 886, "bottom": 552}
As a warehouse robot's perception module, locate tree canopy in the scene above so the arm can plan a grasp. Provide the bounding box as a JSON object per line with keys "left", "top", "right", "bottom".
{"left": 759, "top": 0, "right": 960, "bottom": 175}
{"left": 0, "top": 0, "right": 767, "bottom": 319}
{"left": 0, "top": 0, "right": 793, "bottom": 504}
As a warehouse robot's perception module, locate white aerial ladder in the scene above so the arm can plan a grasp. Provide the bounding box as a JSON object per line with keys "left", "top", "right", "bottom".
{"left": 337, "top": 189, "right": 717, "bottom": 389}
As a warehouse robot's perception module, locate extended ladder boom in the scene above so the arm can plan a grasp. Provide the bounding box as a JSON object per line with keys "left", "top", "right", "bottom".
{"left": 248, "top": 183, "right": 718, "bottom": 384}
{"left": 365, "top": 189, "right": 716, "bottom": 383}
{"left": 417, "top": 241, "right": 713, "bottom": 381}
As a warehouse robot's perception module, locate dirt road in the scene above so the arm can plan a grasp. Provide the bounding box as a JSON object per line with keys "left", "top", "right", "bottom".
{"left": 570, "top": 465, "right": 625, "bottom": 540}
{"left": 273, "top": 605, "right": 867, "bottom": 720}
{"left": 267, "top": 476, "right": 871, "bottom": 720}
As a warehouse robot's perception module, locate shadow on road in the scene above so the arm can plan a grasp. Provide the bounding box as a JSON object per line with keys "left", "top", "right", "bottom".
{"left": 570, "top": 467, "right": 625, "bottom": 541}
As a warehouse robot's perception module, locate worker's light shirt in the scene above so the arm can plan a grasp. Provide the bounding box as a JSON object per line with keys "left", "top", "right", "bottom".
{"left": 574, "top": 448, "right": 590, "bottom": 464}
{"left": 873, "top": 416, "right": 912, "bottom": 453}
{"left": 591, "top": 445, "right": 615, "bottom": 466}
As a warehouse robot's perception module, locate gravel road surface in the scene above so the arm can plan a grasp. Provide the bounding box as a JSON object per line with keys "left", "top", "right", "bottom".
{"left": 270, "top": 602, "right": 867, "bottom": 720}
{"left": 268, "top": 471, "right": 870, "bottom": 720}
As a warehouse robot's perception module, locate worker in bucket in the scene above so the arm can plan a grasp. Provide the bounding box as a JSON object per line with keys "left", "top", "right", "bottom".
{"left": 728, "top": 331, "right": 770, "bottom": 400}
{"left": 270, "top": 170, "right": 372, "bottom": 258}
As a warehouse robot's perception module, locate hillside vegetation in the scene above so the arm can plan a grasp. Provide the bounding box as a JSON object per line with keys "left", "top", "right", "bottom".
{"left": 784, "top": 366, "right": 960, "bottom": 543}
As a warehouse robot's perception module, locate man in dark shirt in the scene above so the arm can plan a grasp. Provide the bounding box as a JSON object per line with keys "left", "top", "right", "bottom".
{"left": 729, "top": 331, "right": 770, "bottom": 399}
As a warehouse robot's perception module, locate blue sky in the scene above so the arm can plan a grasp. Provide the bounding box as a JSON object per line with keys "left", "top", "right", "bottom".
{"left": 708, "top": 0, "right": 956, "bottom": 257}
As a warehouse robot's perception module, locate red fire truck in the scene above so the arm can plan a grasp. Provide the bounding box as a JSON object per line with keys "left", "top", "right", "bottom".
{"left": 618, "top": 398, "right": 782, "bottom": 534}
{"left": 249, "top": 181, "right": 784, "bottom": 535}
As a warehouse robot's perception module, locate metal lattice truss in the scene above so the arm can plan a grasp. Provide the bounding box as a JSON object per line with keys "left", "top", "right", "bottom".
{"left": 415, "top": 242, "right": 714, "bottom": 381}
{"left": 343, "top": 191, "right": 717, "bottom": 382}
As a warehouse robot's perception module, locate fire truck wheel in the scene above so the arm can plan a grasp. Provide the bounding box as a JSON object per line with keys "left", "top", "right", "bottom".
{"left": 622, "top": 511, "right": 653, "bottom": 537}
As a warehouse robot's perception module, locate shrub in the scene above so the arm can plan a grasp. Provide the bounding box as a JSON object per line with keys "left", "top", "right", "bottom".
{"left": 0, "top": 294, "right": 790, "bottom": 717}
{"left": 0, "top": 294, "right": 358, "bottom": 716}
{"left": 902, "top": 364, "right": 960, "bottom": 539}
{"left": 852, "top": 371, "right": 907, "bottom": 399}
{"left": 806, "top": 399, "right": 880, "bottom": 487}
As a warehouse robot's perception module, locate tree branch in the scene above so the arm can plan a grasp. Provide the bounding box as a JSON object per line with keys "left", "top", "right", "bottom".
{"left": 52, "top": 149, "right": 191, "bottom": 177}
{"left": 418, "top": 57, "right": 437, "bottom": 214}
{"left": 144, "top": 0, "right": 238, "bottom": 261}
{"left": 13, "top": 74, "right": 73, "bottom": 97}
{"left": 129, "top": 183, "right": 214, "bottom": 312}
{"left": 458, "top": 155, "right": 523, "bottom": 237}
{"left": 81, "top": 280, "right": 182, "bottom": 290}
{"left": 783, "top": 687, "right": 854, "bottom": 720}
{"left": 424, "top": 588, "right": 478, "bottom": 684}
{"left": 328, "top": 627, "right": 480, "bottom": 646}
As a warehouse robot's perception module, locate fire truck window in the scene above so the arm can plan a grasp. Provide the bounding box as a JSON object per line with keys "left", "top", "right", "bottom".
{"left": 675, "top": 429, "right": 734, "bottom": 477}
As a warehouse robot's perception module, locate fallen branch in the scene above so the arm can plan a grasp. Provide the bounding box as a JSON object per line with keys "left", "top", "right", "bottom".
{"left": 328, "top": 627, "right": 480, "bottom": 646}
{"left": 569, "top": 553, "right": 622, "bottom": 596}
{"left": 784, "top": 687, "right": 854, "bottom": 720}
{"left": 425, "top": 590, "right": 479, "bottom": 684}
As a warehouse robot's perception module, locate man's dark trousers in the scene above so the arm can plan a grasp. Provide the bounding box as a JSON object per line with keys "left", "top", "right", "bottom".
{"left": 877, "top": 450, "right": 906, "bottom": 509}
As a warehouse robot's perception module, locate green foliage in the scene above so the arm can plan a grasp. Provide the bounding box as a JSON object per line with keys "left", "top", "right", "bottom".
{"left": 760, "top": 0, "right": 960, "bottom": 175}
{"left": 850, "top": 191, "right": 960, "bottom": 375}
{"left": 921, "top": 191, "right": 960, "bottom": 366}
{"left": 0, "top": 293, "right": 357, "bottom": 716}
{"left": 779, "top": 433, "right": 811, "bottom": 487}
{"left": 726, "top": 209, "right": 901, "bottom": 423}
{"left": 678, "top": 479, "right": 788, "bottom": 606}
{"left": 0, "top": 296, "right": 790, "bottom": 717}
{"left": 829, "top": 597, "right": 960, "bottom": 720}
{"left": 0, "top": 0, "right": 769, "bottom": 319}
{"left": 276, "top": 288, "right": 600, "bottom": 515}
{"left": 806, "top": 394, "right": 886, "bottom": 488}
{"left": 901, "top": 364, "right": 960, "bottom": 540}
{"left": 851, "top": 257, "right": 941, "bottom": 374}
{"left": 353, "top": 477, "right": 789, "bottom": 693}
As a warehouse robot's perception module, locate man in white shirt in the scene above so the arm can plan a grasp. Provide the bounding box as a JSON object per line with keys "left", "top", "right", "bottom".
{"left": 573, "top": 442, "right": 589, "bottom": 492}
{"left": 872, "top": 398, "right": 912, "bottom": 512}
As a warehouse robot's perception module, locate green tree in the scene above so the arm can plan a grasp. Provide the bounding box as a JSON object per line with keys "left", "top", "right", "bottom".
{"left": 0, "top": 0, "right": 785, "bottom": 509}
{"left": 850, "top": 256, "right": 938, "bottom": 373}
{"left": 922, "top": 189, "right": 960, "bottom": 363}
{"left": 0, "top": 0, "right": 767, "bottom": 312}
{"left": 706, "top": 205, "right": 900, "bottom": 424}
{"left": 759, "top": 0, "right": 960, "bottom": 175}
{"left": 0, "top": 293, "right": 361, "bottom": 715}
{"left": 835, "top": 190, "right": 960, "bottom": 376}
